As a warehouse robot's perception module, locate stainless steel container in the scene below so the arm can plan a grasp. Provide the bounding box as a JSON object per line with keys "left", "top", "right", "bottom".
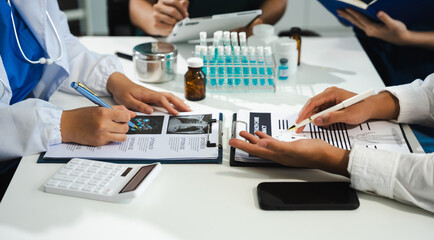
{"left": 133, "top": 42, "right": 177, "bottom": 83}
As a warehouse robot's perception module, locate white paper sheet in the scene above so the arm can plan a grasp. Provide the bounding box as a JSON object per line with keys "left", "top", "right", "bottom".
{"left": 44, "top": 112, "right": 221, "bottom": 161}
{"left": 234, "top": 110, "right": 411, "bottom": 163}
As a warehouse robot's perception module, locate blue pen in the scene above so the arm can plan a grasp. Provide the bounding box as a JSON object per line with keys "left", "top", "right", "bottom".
{"left": 71, "top": 82, "right": 138, "bottom": 130}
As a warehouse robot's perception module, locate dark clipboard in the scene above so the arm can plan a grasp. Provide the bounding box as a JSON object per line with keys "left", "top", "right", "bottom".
{"left": 38, "top": 113, "right": 223, "bottom": 164}
{"left": 229, "top": 113, "right": 413, "bottom": 167}
{"left": 230, "top": 113, "right": 284, "bottom": 167}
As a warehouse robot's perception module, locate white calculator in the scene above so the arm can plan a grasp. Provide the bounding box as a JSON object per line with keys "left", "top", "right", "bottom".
{"left": 43, "top": 158, "right": 162, "bottom": 202}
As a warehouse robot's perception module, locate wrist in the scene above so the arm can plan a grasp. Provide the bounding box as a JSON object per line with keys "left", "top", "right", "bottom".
{"left": 60, "top": 110, "right": 74, "bottom": 143}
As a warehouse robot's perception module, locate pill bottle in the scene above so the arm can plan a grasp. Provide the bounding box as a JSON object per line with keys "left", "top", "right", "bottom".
{"left": 274, "top": 38, "right": 298, "bottom": 74}
{"left": 288, "top": 27, "right": 301, "bottom": 65}
{"left": 278, "top": 58, "right": 289, "bottom": 80}
{"left": 247, "top": 24, "right": 278, "bottom": 48}
{"left": 185, "top": 57, "right": 206, "bottom": 101}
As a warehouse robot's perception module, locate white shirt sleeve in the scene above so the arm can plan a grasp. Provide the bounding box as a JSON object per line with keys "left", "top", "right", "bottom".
{"left": 348, "top": 73, "right": 434, "bottom": 213}
{"left": 384, "top": 73, "right": 434, "bottom": 127}
{"left": 348, "top": 146, "right": 434, "bottom": 213}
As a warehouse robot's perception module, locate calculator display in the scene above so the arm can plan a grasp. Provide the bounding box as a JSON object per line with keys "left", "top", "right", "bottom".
{"left": 119, "top": 165, "right": 156, "bottom": 193}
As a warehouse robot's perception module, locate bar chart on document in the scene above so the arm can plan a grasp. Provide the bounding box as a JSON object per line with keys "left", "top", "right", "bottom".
{"left": 233, "top": 110, "right": 411, "bottom": 163}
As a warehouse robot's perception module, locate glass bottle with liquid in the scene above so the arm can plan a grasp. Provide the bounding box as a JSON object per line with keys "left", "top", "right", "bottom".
{"left": 278, "top": 58, "right": 289, "bottom": 80}
{"left": 289, "top": 27, "right": 301, "bottom": 66}
{"left": 185, "top": 57, "right": 206, "bottom": 101}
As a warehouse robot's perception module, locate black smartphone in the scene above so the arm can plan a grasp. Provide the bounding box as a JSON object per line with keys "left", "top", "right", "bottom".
{"left": 257, "top": 182, "right": 359, "bottom": 210}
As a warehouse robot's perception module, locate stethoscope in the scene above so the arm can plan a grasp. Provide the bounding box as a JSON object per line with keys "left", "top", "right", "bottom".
{"left": 7, "top": 0, "right": 64, "bottom": 65}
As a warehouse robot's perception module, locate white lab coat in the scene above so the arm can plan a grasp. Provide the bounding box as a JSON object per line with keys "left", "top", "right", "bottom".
{"left": 0, "top": 0, "right": 123, "bottom": 160}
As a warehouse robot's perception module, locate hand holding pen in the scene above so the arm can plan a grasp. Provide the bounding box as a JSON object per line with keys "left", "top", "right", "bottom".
{"left": 71, "top": 82, "right": 139, "bottom": 130}
{"left": 292, "top": 88, "right": 375, "bottom": 133}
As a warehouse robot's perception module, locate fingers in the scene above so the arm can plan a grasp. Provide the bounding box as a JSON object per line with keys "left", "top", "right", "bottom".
{"left": 158, "top": 0, "right": 188, "bottom": 21}
{"left": 127, "top": 98, "right": 154, "bottom": 114}
{"left": 112, "top": 105, "right": 137, "bottom": 118}
{"left": 164, "top": 93, "right": 191, "bottom": 113}
{"left": 239, "top": 131, "right": 261, "bottom": 144}
{"left": 376, "top": 11, "right": 397, "bottom": 28}
{"left": 337, "top": 8, "right": 365, "bottom": 29}
{"left": 228, "top": 138, "right": 276, "bottom": 158}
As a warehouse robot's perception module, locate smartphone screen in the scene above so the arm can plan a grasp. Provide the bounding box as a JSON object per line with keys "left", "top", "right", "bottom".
{"left": 257, "top": 182, "right": 359, "bottom": 210}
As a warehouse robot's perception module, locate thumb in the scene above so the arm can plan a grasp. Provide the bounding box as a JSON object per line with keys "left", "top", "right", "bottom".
{"left": 180, "top": 0, "right": 189, "bottom": 16}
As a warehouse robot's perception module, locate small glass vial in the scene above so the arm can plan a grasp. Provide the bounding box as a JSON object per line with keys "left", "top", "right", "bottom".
{"left": 278, "top": 58, "right": 289, "bottom": 80}
{"left": 289, "top": 27, "right": 301, "bottom": 66}
{"left": 185, "top": 57, "right": 206, "bottom": 101}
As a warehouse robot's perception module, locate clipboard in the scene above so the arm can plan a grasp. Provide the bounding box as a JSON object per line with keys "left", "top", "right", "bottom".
{"left": 38, "top": 113, "right": 223, "bottom": 164}
{"left": 230, "top": 113, "right": 283, "bottom": 167}
{"left": 166, "top": 9, "right": 262, "bottom": 43}
{"left": 229, "top": 112, "right": 413, "bottom": 167}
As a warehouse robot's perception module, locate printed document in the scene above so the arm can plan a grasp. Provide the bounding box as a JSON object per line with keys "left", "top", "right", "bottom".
{"left": 233, "top": 110, "right": 411, "bottom": 163}
{"left": 44, "top": 111, "right": 220, "bottom": 161}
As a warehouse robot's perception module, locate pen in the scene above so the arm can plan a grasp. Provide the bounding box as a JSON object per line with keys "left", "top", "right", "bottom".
{"left": 71, "top": 82, "right": 139, "bottom": 130}
{"left": 288, "top": 89, "right": 375, "bottom": 131}
{"left": 115, "top": 52, "right": 133, "bottom": 61}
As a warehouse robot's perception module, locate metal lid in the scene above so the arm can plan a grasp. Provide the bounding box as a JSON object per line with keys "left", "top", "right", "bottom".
{"left": 133, "top": 42, "right": 177, "bottom": 60}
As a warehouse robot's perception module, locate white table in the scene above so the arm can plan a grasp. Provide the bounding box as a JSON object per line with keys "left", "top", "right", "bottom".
{"left": 0, "top": 37, "right": 431, "bottom": 240}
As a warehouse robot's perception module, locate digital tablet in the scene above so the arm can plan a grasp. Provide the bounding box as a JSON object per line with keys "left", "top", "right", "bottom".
{"left": 166, "top": 9, "right": 262, "bottom": 43}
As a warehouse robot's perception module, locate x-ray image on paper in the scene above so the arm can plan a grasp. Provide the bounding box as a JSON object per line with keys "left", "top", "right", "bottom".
{"left": 167, "top": 114, "right": 212, "bottom": 134}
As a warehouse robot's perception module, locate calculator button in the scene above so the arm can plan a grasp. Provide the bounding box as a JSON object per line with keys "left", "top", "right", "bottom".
{"left": 76, "top": 177, "right": 89, "bottom": 184}
{"left": 82, "top": 185, "right": 95, "bottom": 192}
{"left": 103, "top": 188, "right": 113, "bottom": 195}
{"left": 88, "top": 167, "right": 99, "bottom": 173}
{"left": 92, "top": 162, "right": 103, "bottom": 167}
{"left": 81, "top": 172, "right": 94, "bottom": 179}
{"left": 105, "top": 176, "right": 114, "bottom": 182}
{"left": 80, "top": 161, "right": 92, "bottom": 166}
{"left": 99, "top": 181, "right": 109, "bottom": 188}
{"left": 98, "top": 169, "right": 110, "bottom": 175}
{"left": 70, "top": 170, "right": 82, "bottom": 177}
{"left": 64, "top": 164, "right": 75, "bottom": 170}
{"left": 58, "top": 168, "right": 71, "bottom": 175}
{"left": 104, "top": 164, "right": 115, "bottom": 170}
{"left": 88, "top": 179, "right": 100, "bottom": 186}
{"left": 69, "top": 159, "right": 82, "bottom": 165}
{"left": 45, "top": 179, "right": 58, "bottom": 186}
{"left": 75, "top": 165, "right": 88, "bottom": 172}
{"left": 93, "top": 187, "right": 103, "bottom": 194}
{"left": 69, "top": 183, "right": 82, "bottom": 190}
{"left": 94, "top": 174, "right": 105, "bottom": 180}
{"left": 53, "top": 174, "right": 75, "bottom": 182}
{"left": 57, "top": 181, "right": 71, "bottom": 188}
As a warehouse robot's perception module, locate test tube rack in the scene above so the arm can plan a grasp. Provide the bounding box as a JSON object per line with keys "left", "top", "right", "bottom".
{"left": 195, "top": 31, "right": 276, "bottom": 93}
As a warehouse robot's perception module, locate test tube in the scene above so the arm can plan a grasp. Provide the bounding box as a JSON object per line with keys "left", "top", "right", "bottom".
{"left": 231, "top": 32, "right": 238, "bottom": 47}
{"left": 200, "top": 32, "right": 207, "bottom": 47}
{"left": 239, "top": 32, "right": 247, "bottom": 47}
{"left": 223, "top": 31, "right": 231, "bottom": 47}
{"left": 217, "top": 46, "right": 225, "bottom": 86}
{"left": 215, "top": 31, "right": 223, "bottom": 46}
{"left": 241, "top": 46, "right": 249, "bottom": 87}
{"left": 233, "top": 46, "right": 241, "bottom": 86}
{"left": 264, "top": 46, "right": 274, "bottom": 86}
{"left": 257, "top": 46, "right": 266, "bottom": 86}
{"left": 249, "top": 47, "right": 258, "bottom": 86}
{"left": 225, "top": 46, "right": 233, "bottom": 86}
{"left": 201, "top": 47, "right": 208, "bottom": 76}
{"left": 208, "top": 46, "right": 216, "bottom": 86}
{"left": 195, "top": 45, "right": 202, "bottom": 58}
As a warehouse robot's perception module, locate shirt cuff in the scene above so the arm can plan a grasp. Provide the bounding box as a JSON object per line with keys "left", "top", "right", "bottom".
{"left": 383, "top": 80, "right": 429, "bottom": 124}
{"left": 89, "top": 55, "right": 124, "bottom": 96}
{"left": 48, "top": 107, "right": 63, "bottom": 146}
{"left": 348, "top": 145, "right": 401, "bottom": 199}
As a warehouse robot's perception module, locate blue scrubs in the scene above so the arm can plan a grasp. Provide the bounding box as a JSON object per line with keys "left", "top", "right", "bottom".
{"left": 0, "top": 1, "right": 45, "bottom": 104}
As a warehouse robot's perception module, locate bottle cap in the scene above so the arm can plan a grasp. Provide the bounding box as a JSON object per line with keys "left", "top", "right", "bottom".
{"left": 200, "top": 32, "right": 207, "bottom": 41}
{"left": 241, "top": 46, "right": 248, "bottom": 55}
{"left": 187, "top": 57, "right": 203, "bottom": 68}
{"left": 224, "top": 31, "right": 230, "bottom": 40}
{"left": 252, "top": 24, "right": 275, "bottom": 37}
{"left": 256, "top": 46, "right": 264, "bottom": 55}
{"left": 233, "top": 46, "right": 240, "bottom": 55}
{"left": 280, "top": 58, "right": 288, "bottom": 64}
{"left": 231, "top": 32, "right": 238, "bottom": 41}
{"left": 275, "top": 38, "right": 297, "bottom": 53}
{"left": 264, "top": 46, "right": 272, "bottom": 55}
{"left": 218, "top": 46, "right": 224, "bottom": 56}
{"left": 208, "top": 46, "right": 215, "bottom": 55}
{"left": 239, "top": 32, "right": 246, "bottom": 41}
{"left": 225, "top": 46, "right": 232, "bottom": 55}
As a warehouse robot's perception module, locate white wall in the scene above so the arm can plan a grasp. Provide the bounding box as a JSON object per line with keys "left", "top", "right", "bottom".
{"left": 86, "top": 0, "right": 354, "bottom": 37}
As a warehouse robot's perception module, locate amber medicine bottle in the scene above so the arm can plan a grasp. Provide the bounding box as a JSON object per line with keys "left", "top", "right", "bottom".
{"left": 185, "top": 57, "right": 206, "bottom": 101}
{"left": 289, "top": 27, "right": 301, "bottom": 66}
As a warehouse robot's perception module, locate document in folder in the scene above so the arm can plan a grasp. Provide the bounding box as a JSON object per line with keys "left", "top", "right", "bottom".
{"left": 40, "top": 111, "right": 222, "bottom": 164}
{"left": 231, "top": 110, "right": 411, "bottom": 164}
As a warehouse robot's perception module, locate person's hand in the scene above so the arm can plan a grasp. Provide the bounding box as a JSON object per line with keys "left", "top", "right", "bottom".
{"left": 61, "top": 105, "right": 136, "bottom": 146}
{"left": 149, "top": 0, "right": 189, "bottom": 36}
{"left": 107, "top": 72, "right": 191, "bottom": 115}
{"left": 233, "top": 18, "right": 263, "bottom": 37}
{"left": 337, "top": 9, "right": 410, "bottom": 46}
{"left": 229, "top": 131, "right": 350, "bottom": 176}
{"left": 295, "top": 87, "right": 400, "bottom": 133}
